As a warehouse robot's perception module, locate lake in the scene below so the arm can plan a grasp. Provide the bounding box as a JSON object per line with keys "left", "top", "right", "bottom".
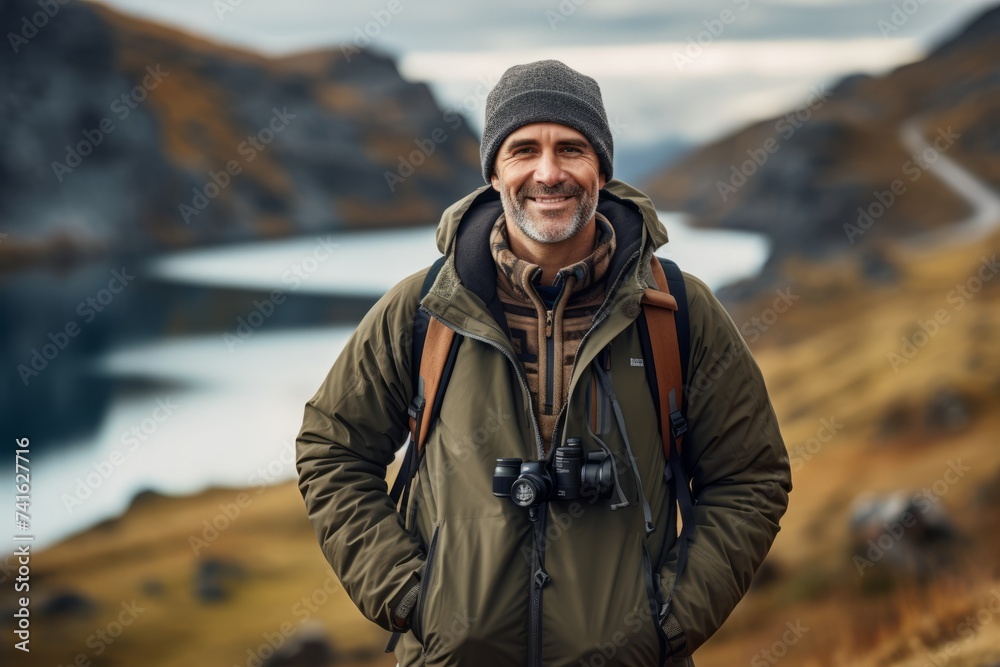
{"left": 5, "top": 212, "right": 768, "bottom": 549}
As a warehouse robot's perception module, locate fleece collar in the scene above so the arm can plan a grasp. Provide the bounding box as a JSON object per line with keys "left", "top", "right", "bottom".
{"left": 489, "top": 212, "right": 617, "bottom": 302}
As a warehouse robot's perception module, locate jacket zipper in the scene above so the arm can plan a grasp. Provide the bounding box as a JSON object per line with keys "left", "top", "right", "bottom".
{"left": 539, "top": 275, "right": 569, "bottom": 425}
{"left": 545, "top": 310, "right": 554, "bottom": 414}
{"left": 550, "top": 250, "right": 641, "bottom": 448}
{"left": 422, "top": 308, "right": 550, "bottom": 665}
{"left": 421, "top": 251, "right": 638, "bottom": 666}
{"left": 529, "top": 509, "right": 550, "bottom": 667}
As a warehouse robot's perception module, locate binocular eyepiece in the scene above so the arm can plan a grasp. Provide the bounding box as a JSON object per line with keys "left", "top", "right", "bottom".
{"left": 492, "top": 438, "right": 614, "bottom": 509}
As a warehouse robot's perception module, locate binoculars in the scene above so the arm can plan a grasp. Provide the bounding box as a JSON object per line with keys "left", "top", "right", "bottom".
{"left": 492, "top": 437, "right": 614, "bottom": 508}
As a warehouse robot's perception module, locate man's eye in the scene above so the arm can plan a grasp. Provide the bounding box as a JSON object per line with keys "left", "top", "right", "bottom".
{"left": 561, "top": 146, "right": 583, "bottom": 153}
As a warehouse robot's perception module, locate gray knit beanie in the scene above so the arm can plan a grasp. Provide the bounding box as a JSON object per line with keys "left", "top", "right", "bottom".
{"left": 480, "top": 60, "right": 613, "bottom": 183}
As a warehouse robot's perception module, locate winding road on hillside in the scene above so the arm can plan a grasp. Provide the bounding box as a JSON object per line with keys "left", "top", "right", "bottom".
{"left": 899, "top": 118, "right": 1000, "bottom": 250}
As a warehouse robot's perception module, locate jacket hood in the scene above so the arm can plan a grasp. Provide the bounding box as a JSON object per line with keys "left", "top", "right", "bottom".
{"left": 434, "top": 179, "right": 670, "bottom": 256}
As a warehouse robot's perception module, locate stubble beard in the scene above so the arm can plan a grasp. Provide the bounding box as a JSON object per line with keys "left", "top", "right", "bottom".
{"left": 500, "top": 183, "right": 599, "bottom": 244}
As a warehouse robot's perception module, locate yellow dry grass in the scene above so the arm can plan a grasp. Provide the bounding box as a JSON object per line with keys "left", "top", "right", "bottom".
{"left": 0, "top": 483, "right": 398, "bottom": 667}
{"left": 689, "top": 226, "right": 1000, "bottom": 666}
{"left": 4, "top": 223, "right": 997, "bottom": 667}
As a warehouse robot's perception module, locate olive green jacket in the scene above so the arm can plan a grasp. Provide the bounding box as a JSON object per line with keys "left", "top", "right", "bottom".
{"left": 296, "top": 180, "right": 791, "bottom": 666}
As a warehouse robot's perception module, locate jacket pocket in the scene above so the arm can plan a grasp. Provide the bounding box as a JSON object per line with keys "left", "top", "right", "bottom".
{"left": 411, "top": 522, "right": 441, "bottom": 646}
{"left": 543, "top": 529, "right": 663, "bottom": 665}
{"left": 414, "top": 516, "right": 530, "bottom": 666}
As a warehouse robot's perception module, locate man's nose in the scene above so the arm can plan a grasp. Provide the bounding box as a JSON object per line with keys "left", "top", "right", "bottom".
{"left": 533, "top": 149, "right": 567, "bottom": 187}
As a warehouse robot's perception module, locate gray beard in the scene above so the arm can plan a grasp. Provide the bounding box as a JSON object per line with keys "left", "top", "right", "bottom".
{"left": 500, "top": 185, "right": 599, "bottom": 244}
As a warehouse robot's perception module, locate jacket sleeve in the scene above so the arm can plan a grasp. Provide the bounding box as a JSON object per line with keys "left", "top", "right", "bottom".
{"left": 659, "top": 273, "right": 792, "bottom": 653}
{"left": 295, "top": 271, "right": 427, "bottom": 632}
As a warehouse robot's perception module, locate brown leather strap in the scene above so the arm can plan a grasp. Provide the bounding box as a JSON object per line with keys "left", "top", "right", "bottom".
{"left": 640, "top": 257, "right": 685, "bottom": 460}
{"left": 407, "top": 316, "right": 455, "bottom": 456}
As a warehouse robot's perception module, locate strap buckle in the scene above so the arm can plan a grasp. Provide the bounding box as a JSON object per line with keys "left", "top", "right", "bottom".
{"left": 669, "top": 410, "right": 688, "bottom": 439}
{"left": 407, "top": 394, "right": 425, "bottom": 421}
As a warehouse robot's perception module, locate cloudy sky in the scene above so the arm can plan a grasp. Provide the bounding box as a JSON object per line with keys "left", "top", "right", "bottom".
{"left": 95, "top": 0, "right": 997, "bottom": 176}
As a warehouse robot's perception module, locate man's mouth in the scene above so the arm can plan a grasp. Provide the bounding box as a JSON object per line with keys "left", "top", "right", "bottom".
{"left": 527, "top": 195, "right": 574, "bottom": 205}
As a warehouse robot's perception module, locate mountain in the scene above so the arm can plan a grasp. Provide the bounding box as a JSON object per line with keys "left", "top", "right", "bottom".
{"left": 613, "top": 136, "right": 692, "bottom": 188}
{"left": 0, "top": 0, "right": 482, "bottom": 268}
{"left": 641, "top": 4, "right": 1000, "bottom": 272}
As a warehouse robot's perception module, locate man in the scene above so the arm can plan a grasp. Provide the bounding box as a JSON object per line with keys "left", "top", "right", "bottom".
{"left": 296, "top": 60, "right": 791, "bottom": 666}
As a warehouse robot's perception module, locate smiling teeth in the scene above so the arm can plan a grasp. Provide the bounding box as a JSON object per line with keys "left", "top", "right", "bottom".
{"left": 534, "top": 197, "right": 568, "bottom": 202}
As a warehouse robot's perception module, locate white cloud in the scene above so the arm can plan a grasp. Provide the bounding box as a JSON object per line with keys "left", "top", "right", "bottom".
{"left": 399, "top": 38, "right": 923, "bottom": 82}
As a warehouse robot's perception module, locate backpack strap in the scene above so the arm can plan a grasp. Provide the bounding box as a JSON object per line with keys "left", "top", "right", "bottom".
{"left": 407, "top": 316, "right": 455, "bottom": 454}
{"left": 659, "top": 258, "right": 690, "bottom": 393}
{"left": 637, "top": 255, "right": 695, "bottom": 631}
{"left": 639, "top": 256, "right": 688, "bottom": 460}
{"left": 388, "top": 256, "right": 459, "bottom": 508}
{"left": 385, "top": 257, "right": 458, "bottom": 654}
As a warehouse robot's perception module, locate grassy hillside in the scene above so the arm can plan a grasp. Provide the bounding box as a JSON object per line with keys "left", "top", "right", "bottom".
{"left": 0, "top": 484, "right": 397, "bottom": 667}
{"left": 693, "top": 225, "right": 1000, "bottom": 666}
{"left": 4, "top": 226, "right": 998, "bottom": 667}
{"left": 642, "top": 5, "right": 1000, "bottom": 266}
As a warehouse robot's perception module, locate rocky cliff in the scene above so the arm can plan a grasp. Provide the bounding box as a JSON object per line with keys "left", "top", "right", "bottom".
{"left": 0, "top": 0, "right": 482, "bottom": 268}
{"left": 642, "top": 5, "right": 1000, "bottom": 273}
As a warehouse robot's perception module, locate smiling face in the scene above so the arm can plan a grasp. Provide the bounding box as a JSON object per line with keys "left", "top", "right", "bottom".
{"left": 490, "top": 122, "right": 607, "bottom": 244}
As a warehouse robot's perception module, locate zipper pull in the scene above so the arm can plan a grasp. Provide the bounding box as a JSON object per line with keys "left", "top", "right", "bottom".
{"left": 545, "top": 310, "right": 553, "bottom": 338}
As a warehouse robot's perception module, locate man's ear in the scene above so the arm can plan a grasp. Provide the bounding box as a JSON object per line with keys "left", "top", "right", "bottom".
{"left": 599, "top": 173, "right": 607, "bottom": 190}
{"left": 491, "top": 173, "right": 501, "bottom": 192}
